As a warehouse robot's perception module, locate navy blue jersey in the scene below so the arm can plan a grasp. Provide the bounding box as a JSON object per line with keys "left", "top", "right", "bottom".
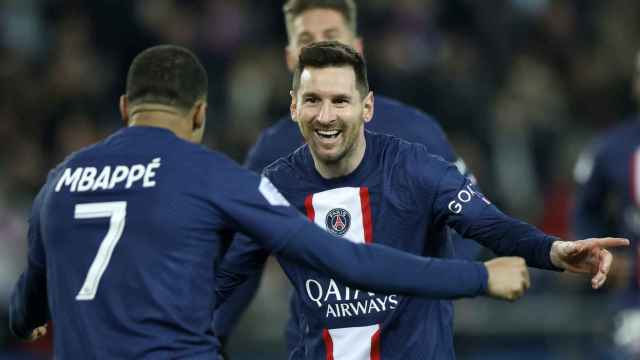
{"left": 214, "top": 96, "right": 481, "bottom": 342}
{"left": 10, "top": 126, "right": 495, "bottom": 359}
{"left": 573, "top": 117, "right": 640, "bottom": 297}
{"left": 217, "top": 131, "right": 558, "bottom": 360}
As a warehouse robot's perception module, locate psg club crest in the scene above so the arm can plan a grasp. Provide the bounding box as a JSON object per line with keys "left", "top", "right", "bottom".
{"left": 325, "top": 208, "right": 351, "bottom": 236}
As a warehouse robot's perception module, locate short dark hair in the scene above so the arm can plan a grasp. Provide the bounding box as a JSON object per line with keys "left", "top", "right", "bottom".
{"left": 283, "top": 0, "right": 357, "bottom": 40}
{"left": 126, "top": 45, "right": 207, "bottom": 112}
{"left": 292, "top": 41, "right": 369, "bottom": 97}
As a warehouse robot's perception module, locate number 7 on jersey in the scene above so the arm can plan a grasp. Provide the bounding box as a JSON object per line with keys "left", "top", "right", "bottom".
{"left": 74, "top": 201, "right": 127, "bottom": 301}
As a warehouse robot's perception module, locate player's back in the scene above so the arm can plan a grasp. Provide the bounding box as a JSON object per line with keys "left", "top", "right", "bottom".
{"left": 40, "top": 126, "right": 225, "bottom": 359}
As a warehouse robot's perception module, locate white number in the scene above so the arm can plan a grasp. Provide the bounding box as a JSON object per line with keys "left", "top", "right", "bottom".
{"left": 74, "top": 201, "right": 127, "bottom": 301}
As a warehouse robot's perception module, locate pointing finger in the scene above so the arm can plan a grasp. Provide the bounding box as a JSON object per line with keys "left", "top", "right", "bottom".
{"left": 584, "top": 237, "right": 630, "bottom": 249}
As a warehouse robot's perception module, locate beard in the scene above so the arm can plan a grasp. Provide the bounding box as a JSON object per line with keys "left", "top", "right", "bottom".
{"left": 310, "top": 122, "right": 363, "bottom": 166}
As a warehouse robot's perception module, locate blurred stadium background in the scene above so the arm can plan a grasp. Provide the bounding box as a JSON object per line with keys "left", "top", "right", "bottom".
{"left": 0, "top": 0, "right": 638, "bottom": 359}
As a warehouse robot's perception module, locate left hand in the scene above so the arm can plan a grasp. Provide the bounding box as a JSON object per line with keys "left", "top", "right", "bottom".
{"left": 550, "top": 237, "right": 630, "bottom": 289}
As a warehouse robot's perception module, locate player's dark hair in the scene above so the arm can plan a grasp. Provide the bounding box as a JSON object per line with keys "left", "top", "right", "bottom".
{"left": 283, "top": 0, "right": 357, "bottom": 39}
{"left": 126, "top": 45, "right": 207, "bottom": 112}
{"left": 292, "top": 41, "right": 369, "bottom": 97}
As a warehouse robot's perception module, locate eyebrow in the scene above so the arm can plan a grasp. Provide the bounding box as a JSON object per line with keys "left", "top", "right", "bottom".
{"left": 332, "top": 94, "right": 352, "bottom": 101}
{"left": 297, "top": 27, "right": 342, "bottom": 39}
{"left": 300, "top": 92, "right": 353, "bottom": 100}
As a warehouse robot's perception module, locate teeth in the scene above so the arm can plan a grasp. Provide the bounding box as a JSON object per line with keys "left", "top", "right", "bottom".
{"left": 316, "top": 130, "right": 340, "bottom": 138}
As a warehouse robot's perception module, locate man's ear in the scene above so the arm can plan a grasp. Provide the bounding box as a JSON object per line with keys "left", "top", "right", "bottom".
{"left": 193, "top": 101, "right": 207, "bottom": 131}
{"left": 363, "top": 91, "right": 374, "bottom": 123}
{"left": 120, "top": 95, "right": 129, "bottom": 126}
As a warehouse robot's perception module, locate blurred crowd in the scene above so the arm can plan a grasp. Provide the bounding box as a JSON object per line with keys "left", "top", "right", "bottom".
{"left": 1, "top": 0, "right": 639, "bottom": 359}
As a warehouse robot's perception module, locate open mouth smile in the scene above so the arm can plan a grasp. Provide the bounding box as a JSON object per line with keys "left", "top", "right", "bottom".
{"left": 315, "top": 129, "right": 342, "bottom": 139}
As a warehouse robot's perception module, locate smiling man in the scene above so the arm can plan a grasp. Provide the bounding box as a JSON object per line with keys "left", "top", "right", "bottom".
{"left": 212, "top": 1, "right": 484, "bottom": 350}
{"left": 292, "top": 64, "right": 370, "bottom": 175}
{"left": 215, "top": 41, "right": 628, "bottom": 360}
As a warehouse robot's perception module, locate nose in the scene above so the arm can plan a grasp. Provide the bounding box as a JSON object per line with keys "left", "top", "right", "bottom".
{"left": 316, "top": 100, "right": 336, "bottom": 124}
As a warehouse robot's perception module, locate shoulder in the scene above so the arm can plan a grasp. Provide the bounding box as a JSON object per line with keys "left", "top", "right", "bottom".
{"left": 370, "top": 131, "right": 443, "bottom": 160}
{"left": 246, "top": 116, "right": 301, "bottom": 172}
{"left": 373, "top": 96, "right": 454, "bottom": 160}
{"left": 376, "top": 96, "right": 437, "bottom": 123}
{"left": 369, "top": 131, "right": 448, "bottom": 176}
{"left": 254, "top": 116, "right": 300, "bottom": 150}
{"left": 261, "top": 116, "right": 298, "bottom": 138}
{"left": 369, "top": 132, "right": 455, "bottom": 204}
{"left": 376, "top": 96, "right": 442, "bottom": 130}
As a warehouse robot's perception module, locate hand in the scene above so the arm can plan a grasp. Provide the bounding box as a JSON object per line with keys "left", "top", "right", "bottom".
{"left": 27, "top": 324, "right": 47, "bottom": 341}
{"left": 550, "top": 237, "right": 630, "bottom": 289}
{"left": 484, "top": 257, "right": 530, "bottom": 301}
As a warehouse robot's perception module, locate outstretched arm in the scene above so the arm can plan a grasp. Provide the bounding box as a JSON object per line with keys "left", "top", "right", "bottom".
{"left": 429, "top": 160, "right": 629, "bottom": 288}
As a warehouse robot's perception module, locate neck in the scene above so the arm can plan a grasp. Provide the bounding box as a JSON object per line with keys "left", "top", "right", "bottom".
{"left": 128, "top": 107, "right": 191, "bottom": 142}
{"left": 312, "top": 133, "right": 366, "bottom": 179}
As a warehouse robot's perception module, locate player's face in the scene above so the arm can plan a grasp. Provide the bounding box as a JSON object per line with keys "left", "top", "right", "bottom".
{"left": 291, "top": 66, "right": 373, "bottom": 166}
{"left": 286, "top": 9, "right": 362, "bottom": 71}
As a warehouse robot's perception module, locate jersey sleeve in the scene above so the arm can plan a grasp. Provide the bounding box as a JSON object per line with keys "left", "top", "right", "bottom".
{"left": 10, "top": 180, "right": 51, "bottom": 339}
{"left": 214, "top": 162, "right": 489, "bottom": 299}
{"left": 410, "top": 147, "right": 559, "bottom": 270}
{"left": 572, "top": 142, "right": 612, "bottom": 238}
{"left": 211, "top": 141, "right": 274, "bottom": 342}
{"left": 410, "top": 113, "right": 483, "bottom": 261}
{"left": 423, "top": 117, "right": 458, "bottom": 163}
